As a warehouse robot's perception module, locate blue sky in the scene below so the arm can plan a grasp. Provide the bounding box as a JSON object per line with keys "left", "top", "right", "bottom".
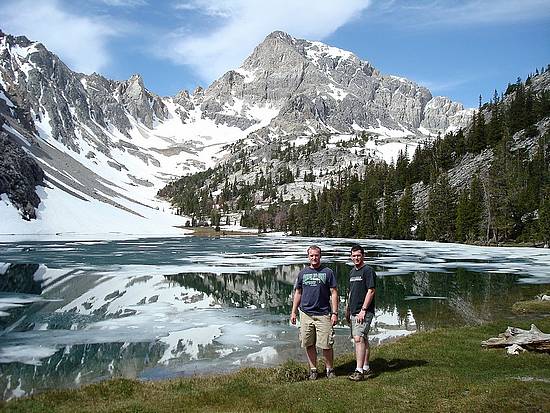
{"left": 1, "top": 0, "right": 549, "bottom": 108}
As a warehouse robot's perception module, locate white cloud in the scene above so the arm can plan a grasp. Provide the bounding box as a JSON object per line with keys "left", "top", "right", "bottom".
{"left": 372, "top": 0, "right": 550, "bottom": 27}
{"left": 416, "top": 77, "right": 474, "bottom": 94}
{"left": 162, "top": 0, "right": 372, "bottom": 82}
{"left": 0, "top": 0, "right": 121, "bottom": 74}
{"left": 173, "top": 0, "right": 235, "bottom": 17}
{"left": 97, "top": 0, "right": 147, "bottom": 6}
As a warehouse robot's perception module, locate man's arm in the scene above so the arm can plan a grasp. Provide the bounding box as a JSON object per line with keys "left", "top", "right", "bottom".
{"left": 345, "top": 291, "right": 351, "bottom": 323}
{"left": 356, "top": 288, "right": 375, "bottom": 323}
{"left": 290, "top": 288, "right": 302, "bottom": 325}
{"left": 330, "top": 287, "right": 338, "bottom": 326}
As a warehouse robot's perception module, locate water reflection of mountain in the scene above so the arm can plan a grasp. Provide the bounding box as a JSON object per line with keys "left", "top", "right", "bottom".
{"left": 167, "top": 264, "right": 299, "bottom": 313}
{"left": 1, "top": 255, "right": 548, "bottom": 401}
{"left": 167, "top": 262, "right": 542, "bottom": 330}
{"left": 0, "top": 264, "right": 43, "bottom": 332}
{"left": 0, "top": 340, "right": 169, "bottom": 401}
{"left": 375, "top": 269, "right": 540, "bottom": 329}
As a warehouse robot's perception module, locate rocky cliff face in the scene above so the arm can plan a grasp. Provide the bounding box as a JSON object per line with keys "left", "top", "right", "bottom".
{"left": 199, "top": 31, "right": 471, "bottom": 138}
{"left": 0, "top": 32, "right": 170, "bottom": 155}
{"left": 0, "top": 29, "right": 474, "bottom": 224}
{"left": 0, "top": 130, "right": 44, "bottom": 220}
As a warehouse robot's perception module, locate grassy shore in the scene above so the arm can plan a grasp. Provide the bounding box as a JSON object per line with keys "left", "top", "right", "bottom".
{"left": 2, "top": 317, "right": 549, "bottom": 413}
{"left": 512, "top": 293, "right": 550, "bottom": 314}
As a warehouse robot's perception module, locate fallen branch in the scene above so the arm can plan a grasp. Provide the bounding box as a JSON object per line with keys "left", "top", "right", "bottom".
{"left": 481, "top": 324, "right": 550, "bottom": 353}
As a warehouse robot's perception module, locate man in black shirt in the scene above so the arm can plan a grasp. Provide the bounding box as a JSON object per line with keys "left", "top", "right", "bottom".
{"left": 345, "top": 244, "right": 376, "bottom": 381}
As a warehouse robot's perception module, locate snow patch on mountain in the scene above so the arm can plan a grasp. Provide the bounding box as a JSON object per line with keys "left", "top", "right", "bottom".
{"left": 0, "top": 186, "right": 188, "bottom": 241}
{"left": 0, "top": 30, "right": 474, "bottom": 238}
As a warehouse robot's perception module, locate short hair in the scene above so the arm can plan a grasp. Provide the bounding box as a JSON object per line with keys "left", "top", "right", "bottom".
{"left": 350, "top": 244, "right": 364, "bottom": 255}
{"left": 307, "top": 245, "right": 322, "bottom": 255}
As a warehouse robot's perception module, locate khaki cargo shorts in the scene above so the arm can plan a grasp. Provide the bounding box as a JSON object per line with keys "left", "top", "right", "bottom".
{"left": 299, "top": 309, "right": 335, "bottom": 349}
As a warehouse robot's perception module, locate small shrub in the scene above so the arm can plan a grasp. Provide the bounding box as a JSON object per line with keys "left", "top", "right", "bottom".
{"left": 512, "top": 299, "right": 550, "bottom": 314}
{"left": 275, "top": 359, "right": 308, "bottom": 383}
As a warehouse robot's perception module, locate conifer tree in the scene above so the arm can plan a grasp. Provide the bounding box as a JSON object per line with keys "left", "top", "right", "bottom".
{"left": 487, "top": 134, "right": 523, "bottom": 241}
{"left": 426, "top": 174, "right": 456, "bottom": 241}
{"left": 287, "top": 205, "right": 298, "bottom": 235}
{"left": 357, "top": 188, "right": 379, "bottom": 238}
{"left": 338, "top": 188, "right": 353, "bottom": 237}
{"left": 487, "top": 90, "right": 504, "bottom": 147}
{"left": 397, "top": 185, "right": 415, "bottom": 239}
{"left": 455, "top": 189, "right": 469, "bottom": 242}
{"left": 539, "top": 192, "right": 550, "bottom": 245}
{"left": 395, "top": 148, "right": 410, "bottom": 190}
{"left": 382, "top": 192, "right": 398, "bottom": 239}
{"left": 468, "top": 174, "right": 485, "bottom": 240}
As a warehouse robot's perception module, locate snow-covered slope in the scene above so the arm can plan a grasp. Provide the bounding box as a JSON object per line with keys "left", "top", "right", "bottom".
{"left": 0, "top": 30, "right": 473, "bottom": 238}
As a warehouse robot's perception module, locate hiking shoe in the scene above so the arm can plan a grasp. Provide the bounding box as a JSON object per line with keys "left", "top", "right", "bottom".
{"left": 309, "top": 369, "right": 318, "bottom": 380}
{"left": 363, "top": 367, "right": 373, "bottom": 378}
{"left": 326, "top": 369, "right": 336, "bottom": 379}
{"left": 348, "top": 370, "right": 364, "bottom": 381}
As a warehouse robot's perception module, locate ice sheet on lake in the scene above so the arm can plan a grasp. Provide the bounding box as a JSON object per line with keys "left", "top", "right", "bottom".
{"left": 0, "top": 344, "right": 59, "bottom": 365}
{"left": 56, "top": 271, "right": 214, "bottom": 316}
{"left": 245, "top": 346, "right": 278, "bottom": 363}
{"left": 0, "top": 295, "right": 58, "bottom": 313}
{"left": 158, "top": 325, "right": 223, "bottom": 364}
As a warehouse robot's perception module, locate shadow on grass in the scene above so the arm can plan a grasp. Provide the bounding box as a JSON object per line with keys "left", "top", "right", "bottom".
{"left": 335, "top": 358, "right": 428, "bottom": 378}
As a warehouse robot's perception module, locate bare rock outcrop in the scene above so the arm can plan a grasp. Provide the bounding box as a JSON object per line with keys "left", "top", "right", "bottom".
{"left": 0, "top": 131, "right": 44, "bottom": 219}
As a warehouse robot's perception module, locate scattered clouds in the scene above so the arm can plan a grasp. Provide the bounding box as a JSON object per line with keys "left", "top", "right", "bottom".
{"left": 96, "top": 0, "right": 148, "bottom": 6}
{"left": 416, "top": 77, "right": 475, "bottom": 94}
{"left": 162, "top": 0, "right": 372, "bottom": 82}
{"left": 0, "top": 0, "right": 123, "bottom": 74}
{"left": 370, "top": 0, "right": 550, "bottom": 27}
{"left": 173, "top": 0, "right": 235, "bottom": 17}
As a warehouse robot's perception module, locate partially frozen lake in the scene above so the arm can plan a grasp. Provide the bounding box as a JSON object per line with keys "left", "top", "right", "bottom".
{"left": 1, "top": 235, "right": 549, "bottom": 400}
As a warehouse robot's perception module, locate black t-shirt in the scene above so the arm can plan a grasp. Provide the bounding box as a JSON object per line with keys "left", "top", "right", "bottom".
{"left": 294, "top": 265, "right": 337, "bottom": 316}
{"left": 348, "top": 264, "right": 376, "bottom": 315}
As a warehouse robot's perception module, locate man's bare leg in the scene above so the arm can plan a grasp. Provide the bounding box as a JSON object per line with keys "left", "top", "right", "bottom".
{"left": 354, "top": 336, "right": 366, "bottom": 370}
{"left": 322, "top": 348, "right": 334, "bottom": 370}
{"left": 306, "top": 345, "right": 317, "bottom": 369}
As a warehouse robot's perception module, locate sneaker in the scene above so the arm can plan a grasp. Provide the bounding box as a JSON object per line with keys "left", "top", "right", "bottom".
{"left": 309, "top": 369, "right": 318, "bottom": 380}
{"left": 363, "top": 367, "right": 372, "bottom": 377}
{"left": 326, "top": 369, "right": 336, "bottom": 379}
{"left": 348, "top": 370, "right": 364, "bottom": 381}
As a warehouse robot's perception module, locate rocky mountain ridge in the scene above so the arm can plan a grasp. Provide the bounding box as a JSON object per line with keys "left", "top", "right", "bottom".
{"left": 0, "top": 29, "right": 473, "bottom": 227}
{"left": 200, "top": 31, "right": 472, "bottom": 139}
{"left": 161, "top": 68, "right": 550, "bottom": 236}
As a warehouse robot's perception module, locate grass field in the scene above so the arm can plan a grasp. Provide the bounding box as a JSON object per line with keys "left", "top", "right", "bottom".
{"left": 2, "top": 317, "right": 549, "bottom": 412}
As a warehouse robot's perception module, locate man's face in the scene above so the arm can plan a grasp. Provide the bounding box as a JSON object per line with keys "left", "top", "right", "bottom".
{"left": 351, "top": 250, "right": 364, "bottom": 267}
{"left": 308, "top": 248, "right": 321, "bottom": 268}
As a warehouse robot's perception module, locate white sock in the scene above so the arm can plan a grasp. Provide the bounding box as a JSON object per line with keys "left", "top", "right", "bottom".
{"left": 356, "top": 367, "right": 363, "bottom": 373}
{"left": 326, "top": 367, "right": 332, "bottom": 373}
{"left": 363, "top": 364, "right": 370, "bottom": 371}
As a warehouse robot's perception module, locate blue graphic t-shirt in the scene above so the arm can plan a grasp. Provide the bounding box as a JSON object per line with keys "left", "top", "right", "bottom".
{"left": 294, "top": 266, "right": 337, "bottom": 316}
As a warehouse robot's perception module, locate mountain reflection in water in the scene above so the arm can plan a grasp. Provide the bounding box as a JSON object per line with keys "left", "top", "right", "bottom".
{"left": 0, "top": 236, "right": 549, "bottom": 400}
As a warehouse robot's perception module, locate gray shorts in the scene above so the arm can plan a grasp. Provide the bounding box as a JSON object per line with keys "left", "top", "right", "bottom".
{"left": 350, "top": 312, "right": 374, "bottom": 339}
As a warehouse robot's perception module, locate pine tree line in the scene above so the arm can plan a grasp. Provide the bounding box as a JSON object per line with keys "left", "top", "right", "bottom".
{"left": 161, "top": 69, "right": 550, "bottom": 244}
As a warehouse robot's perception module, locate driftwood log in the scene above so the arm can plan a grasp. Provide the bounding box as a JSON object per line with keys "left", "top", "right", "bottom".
{"left": 481, "top": 324, "right": 550, "bottom": 353}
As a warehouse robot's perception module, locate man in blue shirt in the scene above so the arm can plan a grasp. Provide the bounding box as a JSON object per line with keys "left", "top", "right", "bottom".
{"left": 290, "top": 245, "right": 338, "bottom": 380}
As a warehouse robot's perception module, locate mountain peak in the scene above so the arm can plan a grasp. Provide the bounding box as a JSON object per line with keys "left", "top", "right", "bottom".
{"left": 128, "top": 73, "right": 144, "bottom": 86}
{"left": 0, "top": 30, "right": 34, "bottom": 49}
{"left": 264, "top": 30, "right": 295, "bottom": 43}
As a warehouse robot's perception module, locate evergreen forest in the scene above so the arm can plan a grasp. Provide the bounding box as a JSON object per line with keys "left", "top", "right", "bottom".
{"left": 159, "top": 68, "right": 550, "bottom": 245}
